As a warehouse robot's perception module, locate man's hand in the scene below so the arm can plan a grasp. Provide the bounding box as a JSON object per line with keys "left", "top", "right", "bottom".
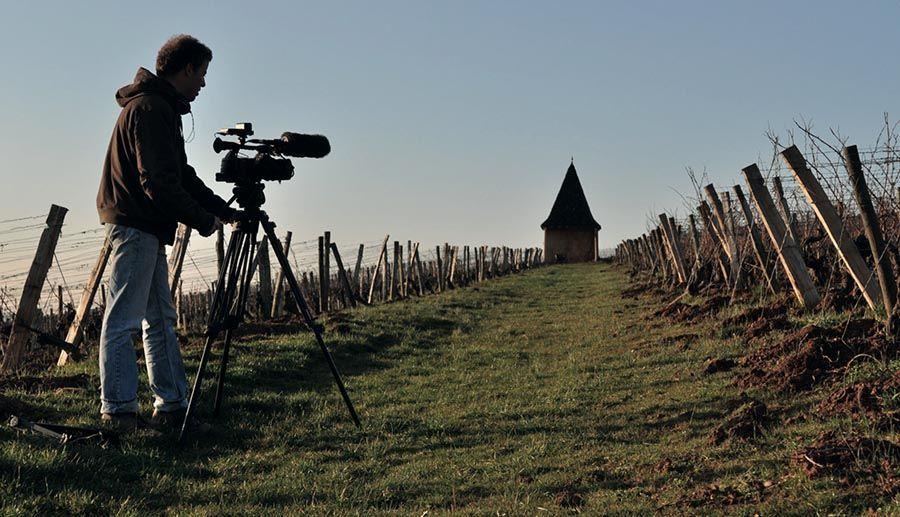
{"left": 199, "top": 217, "right": 223, "bottom": 237}
{"left": 221, "top": 208, "right": 246, "bottom": 226}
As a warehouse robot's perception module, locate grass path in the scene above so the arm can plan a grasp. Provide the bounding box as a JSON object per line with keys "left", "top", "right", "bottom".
{"left": 0, "top": 263, "right": 879, "bottom": 514}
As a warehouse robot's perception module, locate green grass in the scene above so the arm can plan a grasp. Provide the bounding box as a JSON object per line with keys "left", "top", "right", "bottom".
{"left": 1, "top": 263, "right": 897, "bottom": 514}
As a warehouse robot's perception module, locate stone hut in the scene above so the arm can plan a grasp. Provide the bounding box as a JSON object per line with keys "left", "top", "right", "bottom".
{"left": 540, "top": 160, "right": 601, "bottom": 263}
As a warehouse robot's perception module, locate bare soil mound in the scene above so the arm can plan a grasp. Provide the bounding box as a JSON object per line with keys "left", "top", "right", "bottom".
{"left": 738, "top": 319, "right": 889, "bottom": 393}
{"left": 703, "top": 357, "right": 736, "bottom": 375}
{"left": 709, "top": 398, "right": 768, "bottom": 445}
{"left": 816, "top": 372, "right": 900, "bottom": 426}
{"left": 654, "top": 295, "right": 729, "bottom": 323}
{"left": 793, "top": 431, "right": 900, "bottom": 493}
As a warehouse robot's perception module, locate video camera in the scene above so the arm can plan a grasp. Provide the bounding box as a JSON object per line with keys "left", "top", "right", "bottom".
{"left": 213, "top": 123, "right": 330, "bottom": 184}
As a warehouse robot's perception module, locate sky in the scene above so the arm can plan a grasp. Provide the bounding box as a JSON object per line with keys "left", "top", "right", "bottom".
{"left": 1, "top": 1, "right": 899, "bottom": 253}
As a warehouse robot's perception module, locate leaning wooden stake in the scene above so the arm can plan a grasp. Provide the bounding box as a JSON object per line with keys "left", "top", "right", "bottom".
{"left": 319, "top": 232, "right": 331, "bottom": 312}
{"left": 57, "top": 233, "right": 113, "bottom": 366}
{"left": 743, "top": 163, "right": 820, "bottom": 308}
{"left": 771, "top": 176, "right": 801, "bottom": 249}
{"left": 257, "top": 236, "right": 274, "bottom": 318}
{"left": 659, "top": 214, "right": 687, "bottom": 283}
{"left": 843, "top": 144, "right": 897, "bottom": 325}
{"left": 698, "top": 201, "right": 731, "bottom": 284}
{"left": 330, "top": 243, "right": 357, "bottom": 308}
{"left": 352, "top": 244, "right": 364, "bottom": 294}
{"left": 2, "top": 205, "right": 68, "bottom": 371}
{"left": 215, "top": 225, "right": 225, "bottom": 273}
{"left": 367, "top": 235, "right": 389, "bottom": 304}
{"left": 168, "top": 224, "right": 192, "bottom": 299}
{"left": 781, "top": 145, "right": 880, "bottom": 312}
{"left": 412, "top": 243, "right": 424, "bottom": 295}
{"left": 704, "top": 184, "right": 739, "bottom": 282}
{"left": 733, "top": 185, "right": 776, "bottom": 295}
{"left": 270, "top": 231, "right": 292, "bottom": 319}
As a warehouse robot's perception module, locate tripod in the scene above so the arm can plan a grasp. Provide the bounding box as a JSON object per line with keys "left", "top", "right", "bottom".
{"left": 178, "top": 181, "right": 361, "bottom": 442}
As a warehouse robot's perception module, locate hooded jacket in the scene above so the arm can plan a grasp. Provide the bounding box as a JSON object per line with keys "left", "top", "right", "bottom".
{"left": 97, "top": 67, "right": 229, "bottom": 245}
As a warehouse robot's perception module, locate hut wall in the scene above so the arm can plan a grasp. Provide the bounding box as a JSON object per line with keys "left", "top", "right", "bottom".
{"left": 543, "top": 229, "right": 597, "bottom": 263}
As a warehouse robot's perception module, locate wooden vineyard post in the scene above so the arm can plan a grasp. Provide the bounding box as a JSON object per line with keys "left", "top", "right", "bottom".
{"left": 256, "top": 237, "right": 273, "bottom": 318}
{"left": 406, "top": 242, "right": 416, "bottom": 295}
{"left": 464, "top": 246, "right": 470, "bottom": 284}
{"left": 655, "top": 229, "right": 674, "bottom": 281}
{"left": 688, "top": 215, "right": 702, "bottom": 277}
{"left": 57, "top": 233, "right": 113, "bottom": 365}
{"left": 381, "top": 240, "right": 389, "bottom": 302}
{"left": 353, "top": 244, "right": 364, "bottom": 295}
{"left": 406, "top": 240, "right": 412, "bottom": 288}
{"left": 704, "top": 185, "right": 739, "bottom": 282}
{"left": 733, "top": 185, "right": 776, "bottom": 295}
{"left": 319, "top": 231, "right": 331, "bottom": 312}
{"left": 668, "top": 216, "right": 688, "bottom": 281}
{"left": 448, "top": 246, "right": 459, "bottom": 288}
{"left": 2, "top": 204, "right": 68, "bottom": 371}
{"left": 176, "top": 281, "right": 184, "bottom": 328}
{"left": 843, "top": 144, "right": 897, "bottom": 324}
{"left": 641, "top": 234, "right": 658, "bottom": 276}
{"left": 413, "top": 243, "right": 424, "bottom": 295}
{"left": 318, "top": 236, "right": 326, "bottom": 312}
{"left": 387, "top": 241, "right": 397, "bottom": 301}
{"left": 698, "top": 201, "right": 730, "bottom": 284}
{"left": 781, "top": 145, "right": 880, "bottom": 312}
{"left": 56, "top": 286, "right": 63, "bottom": 326}
{"left": 368, "top": 235, "right": 389, "bottom": 304}
{"left": 659, "top": 214, "right": 687, "bottom": 283}
{"left": 771, "top": 176, "right": 801, "bottom": 249}
{"left": 742, "top": 163, "right": 820, "bottom": 308}
{"left": 436, "top": 246, "right": 444, "bottom": 292}
{"left": 270, "top": 231, "right": 292, "bottom": 319}
{"left": 168, "top": 224, "right": 192, "bottom": 299}
{"left": 330, "top": 243, "right": 357, "bottom": 308}
{"left": 216, "top": 225, "right": 225, "bottom": 273}
{"left": 474, "top": 247, "right": 481, "bottom": 282}
{"left": 301, "top": 272, "right": 314, "bottom": 310}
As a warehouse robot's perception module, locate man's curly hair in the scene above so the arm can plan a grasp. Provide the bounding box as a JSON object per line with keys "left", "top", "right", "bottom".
{"left": 156, "top": 34, "right": 212, "bottom": 77}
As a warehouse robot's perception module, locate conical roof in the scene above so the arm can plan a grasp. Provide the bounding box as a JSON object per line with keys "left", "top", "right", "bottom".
{"left": 540, "top": 160, "right": 601, "bottom": 231}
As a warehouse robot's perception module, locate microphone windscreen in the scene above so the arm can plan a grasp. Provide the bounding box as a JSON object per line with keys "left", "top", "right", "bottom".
{"left": 279, "top": 133, "right": 330, "bottom": 158}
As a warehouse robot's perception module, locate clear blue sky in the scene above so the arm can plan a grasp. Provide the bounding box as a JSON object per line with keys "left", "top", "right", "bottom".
{"left": 1, "top": 1, "right": 898, "bottom": 251}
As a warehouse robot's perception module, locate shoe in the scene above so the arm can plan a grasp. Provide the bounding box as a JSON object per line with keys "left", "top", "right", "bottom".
{"left": 151, "top": 409, "right": 212, "bottom": 435}
{"left": 100, "top": 412, "right": 151, "bottom": 432}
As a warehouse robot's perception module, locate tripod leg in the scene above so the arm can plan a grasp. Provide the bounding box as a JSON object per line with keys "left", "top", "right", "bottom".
{"left": 178, "top": 228, "right": 252, "bottom": 443}
{"left": 213, "top": 329, "right": 233, "bottom": 416}
{"left": 261, "top": 217, "right": 361, "bottom": 427}
{"left": 178, "top": 333, "right": 215, "bottom": 443}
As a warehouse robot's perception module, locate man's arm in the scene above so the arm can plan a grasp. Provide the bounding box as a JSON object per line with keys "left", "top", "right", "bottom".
{"left": 132, "top": 106, "right": 217, "bottom": 234}
{"left": 181, "top": 163, "right": 235, "bottom": 220}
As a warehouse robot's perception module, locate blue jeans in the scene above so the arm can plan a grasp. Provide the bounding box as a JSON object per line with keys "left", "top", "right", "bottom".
{"left": 99, "top": 224, "right": 188, "bottom": 414}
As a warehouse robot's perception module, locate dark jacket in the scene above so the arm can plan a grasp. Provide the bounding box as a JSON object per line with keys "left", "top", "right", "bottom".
{"left": 97, "top": 68, "right": 229, "bottom": 245}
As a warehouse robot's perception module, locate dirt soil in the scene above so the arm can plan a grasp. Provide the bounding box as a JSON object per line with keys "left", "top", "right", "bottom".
{"left": 738, "top": 319, "right": 890, "bottom": 393}
{"left": 793, "top": 431, "right": 900, "bottom": 493}
{"left": 704, "top": 357, "right": 736, "bottom": 375}
{"left": 816, "top": 372, "right": 900, "bottom": 426}
{"left": 653, "top": 295, "right": 730, "bottom": 323}
{"left": 709, "top": 398, "right": 768, "bottom": 445}
{"left": 621, "top": 282, "right": 668, "bottom": 299}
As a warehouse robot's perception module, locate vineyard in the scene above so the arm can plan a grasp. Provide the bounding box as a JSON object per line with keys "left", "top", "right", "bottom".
{"left": 0, "top": 211, "right": 543, "bottom": 372}
{"left": 614, "top": 120, "right": 900, "bottom": 509}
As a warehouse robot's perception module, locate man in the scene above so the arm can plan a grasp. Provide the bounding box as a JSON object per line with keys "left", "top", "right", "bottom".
{"left": 96, "top": 34, "right": 237, "bottom": 432}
